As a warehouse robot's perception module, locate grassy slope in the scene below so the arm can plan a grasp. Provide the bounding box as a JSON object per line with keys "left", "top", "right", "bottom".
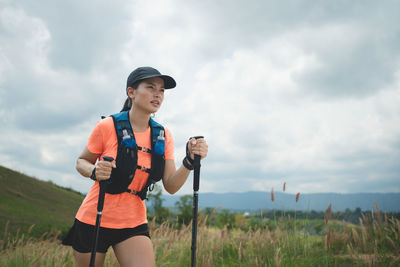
{"left": 0, "top": 165, "right": 85, "bottom": 238}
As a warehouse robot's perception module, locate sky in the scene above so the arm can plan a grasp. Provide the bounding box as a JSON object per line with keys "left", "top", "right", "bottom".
{"left": 0, "top": 0, "right": 399, "bottom": 196}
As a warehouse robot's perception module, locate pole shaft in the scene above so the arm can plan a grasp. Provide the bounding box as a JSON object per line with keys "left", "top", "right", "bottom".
{"left": 191, "top": 191, "right": 199, "bottom": 267}
{"left": 89, "top": 213, "right": 102, "bottom": 267}
{"left": 89, "top": 181, "right": 106, "bottom": 267}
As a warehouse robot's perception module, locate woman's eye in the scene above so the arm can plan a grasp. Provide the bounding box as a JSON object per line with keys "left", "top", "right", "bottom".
{"left": 147, "top": 85, "right": 164, "bottom": 94}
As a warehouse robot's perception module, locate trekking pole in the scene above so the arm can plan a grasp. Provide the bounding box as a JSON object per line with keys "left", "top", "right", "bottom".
{"left": 89, "top": 156, "right": 113, "bottom": 267}
{"left": 191, "top": 136, "right": 203, "bottom": 267}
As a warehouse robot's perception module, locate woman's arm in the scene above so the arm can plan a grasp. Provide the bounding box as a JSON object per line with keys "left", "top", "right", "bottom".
{"left": 162, "top": 138, "right": 208, "bottom": 194}
{"left": 162, "top": 161, "right": 190, "bottom": 194}
{"left": 76, "top": 147, "right": 115, "bottom": 181}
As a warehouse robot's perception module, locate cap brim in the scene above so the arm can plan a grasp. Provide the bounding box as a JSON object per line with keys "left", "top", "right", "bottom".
{"left": 138, "top": 74, "right": 176, "bottom": 89}
{"left": 160, "top": 75, "right": 176, "bottom": 89}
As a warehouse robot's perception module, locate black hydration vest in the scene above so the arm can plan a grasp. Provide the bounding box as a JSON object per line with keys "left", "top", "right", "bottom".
{"left": 104, "top": 111, "right": 165, "bottom": 200}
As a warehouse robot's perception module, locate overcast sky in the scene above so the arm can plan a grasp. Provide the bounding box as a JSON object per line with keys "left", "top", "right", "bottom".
{"left": 1, "top": 0, "right": 399, "bottom": 196}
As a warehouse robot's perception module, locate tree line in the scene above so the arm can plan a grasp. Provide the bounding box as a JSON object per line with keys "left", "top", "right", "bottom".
{"left": 147, "top": 185, "right": 400, "bottom": 231}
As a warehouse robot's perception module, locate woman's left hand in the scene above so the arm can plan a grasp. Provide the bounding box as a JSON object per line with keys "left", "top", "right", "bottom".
{"left": 188, "top": 137, "right": 208, "bottom": 160}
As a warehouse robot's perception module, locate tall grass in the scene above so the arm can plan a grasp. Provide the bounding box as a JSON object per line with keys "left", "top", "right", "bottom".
{"left": 1, "top": 194, "right": 399, "bottom": 267}
{"left": 1, "top": 203, "right": 399, "bottom": 266}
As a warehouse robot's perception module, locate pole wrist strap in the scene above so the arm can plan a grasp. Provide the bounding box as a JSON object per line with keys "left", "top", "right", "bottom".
{"left": 90, "top": 167, "right": 97, "bottom": 181}
{"left": 182, "top": 156, "right": 194, "bottom": 170}
{"left": 185, "top": 140, "right": 195, "bottom": 164}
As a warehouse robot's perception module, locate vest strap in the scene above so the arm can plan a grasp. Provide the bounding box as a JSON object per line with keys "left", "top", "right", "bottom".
{"left": 127, "top": 189, "right": 140, "bottom": 195}
{"left": 137, "top": 165, "right": 151, "bottom": 173}
{"left": 137, "top": 146, "right": 152, "bottom": 153}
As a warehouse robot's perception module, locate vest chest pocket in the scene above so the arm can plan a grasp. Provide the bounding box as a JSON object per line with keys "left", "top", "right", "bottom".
{"left": 107, "top": 139, "right": 137, "bottom": 194}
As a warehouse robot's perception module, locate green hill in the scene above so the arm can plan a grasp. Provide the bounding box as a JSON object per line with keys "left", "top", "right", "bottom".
{"left": 0, "top": 165, "right": 85, "bottom": 239}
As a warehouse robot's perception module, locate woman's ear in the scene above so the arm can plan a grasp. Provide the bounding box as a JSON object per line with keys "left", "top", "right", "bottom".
{"left": 127, "top": 87, "right": 135, "bottom": 99}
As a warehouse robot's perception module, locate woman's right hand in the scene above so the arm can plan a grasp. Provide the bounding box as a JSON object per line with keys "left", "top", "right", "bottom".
{"left": 94, "top": 159, "right": 116, "bottom": 181}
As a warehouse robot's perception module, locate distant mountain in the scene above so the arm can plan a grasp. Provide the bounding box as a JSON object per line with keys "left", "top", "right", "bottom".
{"left": 162, "top": 191, "right": 400, "bottom": 212}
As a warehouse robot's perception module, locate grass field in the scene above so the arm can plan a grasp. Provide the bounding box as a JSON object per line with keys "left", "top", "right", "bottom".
{"left": 1, "top": 210, "right": 399, "bottom": 266}
{"left": 0, "top": 165, "right": 84, "bottom": 238}
{"left": 1, "top": 165, "right": 399, "bottom": 266}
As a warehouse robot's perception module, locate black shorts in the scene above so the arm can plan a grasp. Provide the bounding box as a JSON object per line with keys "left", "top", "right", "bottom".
{"left": 62, "top": 219, "right": 150, "bottom": 253}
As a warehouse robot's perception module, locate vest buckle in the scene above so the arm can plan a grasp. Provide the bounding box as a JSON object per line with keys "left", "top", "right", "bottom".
{"left": 141, "top": 166, "right": 149, "bottom": 172}
{"left": 128, "top": 189, "right": 139, "bottom": 195}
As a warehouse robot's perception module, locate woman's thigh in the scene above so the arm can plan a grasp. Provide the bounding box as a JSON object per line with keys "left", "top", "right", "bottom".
{"left": 73, "top": 250, "right": 106, "bottom": 267}
{"left": 113, "top": 235, "right": 155, "bottom": 267}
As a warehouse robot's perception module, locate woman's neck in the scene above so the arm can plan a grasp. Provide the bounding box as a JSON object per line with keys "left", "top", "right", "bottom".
{"left": 129, "top": 107, "right": 151, "bottom": 132}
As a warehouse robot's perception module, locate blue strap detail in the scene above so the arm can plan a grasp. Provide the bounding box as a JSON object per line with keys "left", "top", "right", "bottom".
{"left": 111, "top": 112, "right": 165, "bottom": 155}
{"left": 112, "top": 110, "right": 129, "bottom": 122}
{"left": 122, "top": 136, "right": 136, "bottom": 148}
{"left": 113, "top": 111, "right": 131, "bottom": 138}
{"left": 150, "top": 118, "right": 165, "bottom": 155}
{"left": 154, "top": 139, "right": 165, "bottom": 155}
{"left": 149, "top": 118, "right": 162, "bottom": 141}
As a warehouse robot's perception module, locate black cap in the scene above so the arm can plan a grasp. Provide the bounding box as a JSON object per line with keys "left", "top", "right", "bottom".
{"left": 126, "top": 67, "right": 176, "bottom": 90}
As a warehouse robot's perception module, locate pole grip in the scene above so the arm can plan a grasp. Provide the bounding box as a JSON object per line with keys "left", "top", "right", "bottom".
{"left": 102, "top": 156, "right": 114, "bottom": 162}
{"left": 191, "top": 136, "right": 203, "bottom": 192}
{"left": 96, "top": 156, "right": 114, "bottom": 212}
{"left": 193, "top": 155, "right": 201, "bottom": 191}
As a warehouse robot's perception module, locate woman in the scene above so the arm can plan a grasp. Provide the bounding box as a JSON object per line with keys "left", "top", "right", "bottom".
{"left": 62, "top": 66, "right": 208, "bottom": 267}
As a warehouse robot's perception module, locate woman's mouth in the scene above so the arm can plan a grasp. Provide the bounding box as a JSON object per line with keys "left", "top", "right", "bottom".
{"left": 150, "top": 100, "right": 160, "bottom": 106}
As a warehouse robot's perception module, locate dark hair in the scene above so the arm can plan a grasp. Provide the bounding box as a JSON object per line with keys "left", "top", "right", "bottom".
{"left": 120, "top": 80, "right": 141, "bottom": 112}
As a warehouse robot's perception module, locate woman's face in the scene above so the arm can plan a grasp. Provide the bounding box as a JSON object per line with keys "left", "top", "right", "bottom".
{"left": 128, "top": 77, "right": 165, "bottom": 114}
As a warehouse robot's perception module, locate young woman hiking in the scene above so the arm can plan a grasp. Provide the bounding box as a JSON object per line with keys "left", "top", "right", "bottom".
{"left": 62, "top": 66, "right": 208, "bottom": 267}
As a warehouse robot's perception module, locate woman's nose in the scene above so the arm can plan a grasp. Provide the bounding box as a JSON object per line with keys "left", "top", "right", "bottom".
{"left": 153, "top": 90, "right": 163, "bottom": 97}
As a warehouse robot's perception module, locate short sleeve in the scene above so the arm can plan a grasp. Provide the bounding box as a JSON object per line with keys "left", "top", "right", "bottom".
{"left": 164, "top": 127, "right": 174, "bottom": 160}
{"left": 86, "top": 120, "right": 104, "bottom": 154}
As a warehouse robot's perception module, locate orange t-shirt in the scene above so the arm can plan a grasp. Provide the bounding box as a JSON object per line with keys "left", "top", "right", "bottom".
{"left": 75, "top": 117, "right": 174, "bottom": 229}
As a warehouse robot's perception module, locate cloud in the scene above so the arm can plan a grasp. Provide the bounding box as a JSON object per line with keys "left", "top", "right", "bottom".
{"left": 161, "top": 34, "right": 400, "bottom": 195}
{"left": 0, "top": 0, "right": 399, "bottom": 195}
{"left": 292, "top": 23, "right": 400, "bottom": 98}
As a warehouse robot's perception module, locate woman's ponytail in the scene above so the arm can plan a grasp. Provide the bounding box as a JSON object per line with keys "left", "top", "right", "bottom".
{"left": 121, "top": 97, "right": 132, "bottom": 112}
{"left": 121, "top": 81, "right": 140, "bottom": 112}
